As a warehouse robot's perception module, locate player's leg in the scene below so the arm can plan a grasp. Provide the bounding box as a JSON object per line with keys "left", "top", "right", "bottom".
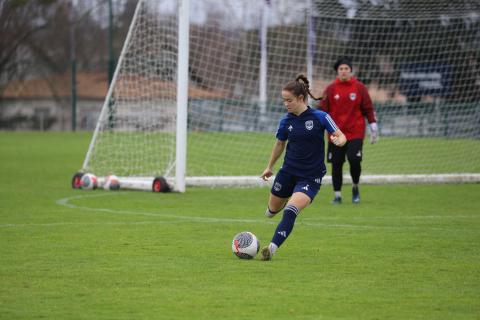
{"left": 346, "top": 139, "right": 363, "bottom": 204}
{"left": 265, "top": 169, "right": 294, "bottom": 218}
{"left": 328, "top": 142, "right": 346, "bottom": 204}
{"left": 265, "top": 193, "right": 288, "bottom": 218}
{"left": 261, "top": 177, "right": 321, "bottom": 260}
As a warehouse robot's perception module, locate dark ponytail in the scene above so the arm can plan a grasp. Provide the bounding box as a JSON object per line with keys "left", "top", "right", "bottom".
{"left": 283, "top": 74, "right": 321, "bottom": 102}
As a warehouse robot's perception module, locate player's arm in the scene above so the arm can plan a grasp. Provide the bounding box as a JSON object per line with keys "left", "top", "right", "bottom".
{"left": 261, "top": 139, "right": 286, "bottom": 181}
{"left": 330, "top": 129, "right": 346, "bottom": 147}
{"left": 321, "top": 112, "right": 346, "bottom": 146}
{"left": 358, "top": 82, "right": 379, "bottom": 144}
{"left": 359, "top": 84, "right": 376, "bottom": 123}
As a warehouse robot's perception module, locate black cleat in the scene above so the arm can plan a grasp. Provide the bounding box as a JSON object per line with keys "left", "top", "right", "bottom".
{"left": 352, "top": 186, "right": 360, "bottom": 204}
{"left": 332, "top": 196, "right": 342, "bottom": 205}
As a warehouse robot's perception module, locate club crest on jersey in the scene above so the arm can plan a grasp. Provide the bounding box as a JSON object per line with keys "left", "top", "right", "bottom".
{"left": 305, "top": 120, "right": 314, "bottom": 130}
{"left": 349, "top": 93, "right": 357, "bottom": 101}
{"left": 334, "top": 94, "right": 340, "bottom": 100}
{"left": 274, "top": 182, "right": 282, "bottom": 192}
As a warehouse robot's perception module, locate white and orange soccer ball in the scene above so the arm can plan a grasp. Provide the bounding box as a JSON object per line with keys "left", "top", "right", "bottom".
{"left": 103, "top": 175, "right": 120, "bottom": 191}
{"left": 232, "top": 231, "right": 260, "bottom": 259}
{"left": 80, "top": 173, "right": 98, "bottom": 190}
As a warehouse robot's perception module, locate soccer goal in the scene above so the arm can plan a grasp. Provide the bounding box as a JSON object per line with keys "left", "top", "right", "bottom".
{"left": 78, "top": 0, "right": 480, "bottom": 192}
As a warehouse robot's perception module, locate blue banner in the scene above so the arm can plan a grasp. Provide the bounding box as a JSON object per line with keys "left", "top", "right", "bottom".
{"left": 398, "top": 63, "right": 452, "bottom": 98}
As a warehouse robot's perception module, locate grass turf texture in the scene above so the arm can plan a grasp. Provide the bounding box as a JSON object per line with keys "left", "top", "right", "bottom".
{"left": 1, "top": 131, "right": 479, "bottom": 319}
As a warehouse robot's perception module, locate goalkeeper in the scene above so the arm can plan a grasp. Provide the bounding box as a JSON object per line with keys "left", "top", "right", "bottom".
{"left": 259, "top": 74, "right": 346, "bottom": 261}
{"left": 318, "top": 57, "right": 378, "bottom": 204}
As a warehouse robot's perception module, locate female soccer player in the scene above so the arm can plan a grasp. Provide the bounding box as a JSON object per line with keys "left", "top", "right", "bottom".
{"left": 319, "top": 57, "right": 378, "bottom": 204}
{"left": 259, "top": 74, "right": 346, "bottom": 260}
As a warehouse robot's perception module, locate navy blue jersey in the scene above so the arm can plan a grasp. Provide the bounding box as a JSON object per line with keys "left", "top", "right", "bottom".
{"left": 276, "top": 106, "right": 338, "bottom": 178}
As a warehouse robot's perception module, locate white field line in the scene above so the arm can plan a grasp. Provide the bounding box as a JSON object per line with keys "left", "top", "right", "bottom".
{"left": 55, "top": 193, "right": 272, "bottom": 224}
{"left": 0, "top": 220, "right": 182, "bottom": 228}
{"left": 1, "top": 193, "right": 476, "bottom": 232}
{"left": 302, "top": 215, "right": 479, "bottom": 221}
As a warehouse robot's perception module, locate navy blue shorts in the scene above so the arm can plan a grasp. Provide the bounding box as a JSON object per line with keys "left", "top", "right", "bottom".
{"left": 270, "top": 169, "right": 324, "bottom": 202}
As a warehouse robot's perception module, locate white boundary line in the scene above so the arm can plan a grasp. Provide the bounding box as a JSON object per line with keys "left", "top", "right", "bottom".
{"left": 0, "top": 221, "right": 182, "bottom": 228}
{"left": 88, "top": 174, "right": 480, "bottom": 192}
{"left": 55, "top": 193, "right": 271, "bottom": 224}
{"left": 0, "top": 192, "right": 461, "bottom": 233}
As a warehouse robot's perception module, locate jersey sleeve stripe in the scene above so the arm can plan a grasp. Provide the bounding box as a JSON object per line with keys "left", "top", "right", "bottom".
{"left": 325, "top": 114, "right": 338, "bottom": 132}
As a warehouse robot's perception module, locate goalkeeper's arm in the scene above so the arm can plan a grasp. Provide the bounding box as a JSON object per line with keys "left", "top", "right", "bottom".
{"left": 357, "top": 81, "right": 378, "bottom": 144}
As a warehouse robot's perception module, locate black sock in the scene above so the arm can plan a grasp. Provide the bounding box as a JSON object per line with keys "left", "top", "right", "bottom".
{"left": 271, "top": 204, "right": 299, "bottom": 248}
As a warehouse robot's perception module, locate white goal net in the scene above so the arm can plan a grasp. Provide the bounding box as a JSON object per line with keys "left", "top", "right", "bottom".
{"left": 81, "top": 0, "right": 480, "bottom": 191}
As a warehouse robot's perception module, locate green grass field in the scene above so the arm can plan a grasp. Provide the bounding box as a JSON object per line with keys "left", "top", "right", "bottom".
{"left": 1, "top": 132, "right": 479, "bottom": 319}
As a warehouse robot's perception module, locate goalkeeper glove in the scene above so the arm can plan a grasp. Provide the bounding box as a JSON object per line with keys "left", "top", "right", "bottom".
{"left": 369, "top": 122, "right": 378, "bottom": 144}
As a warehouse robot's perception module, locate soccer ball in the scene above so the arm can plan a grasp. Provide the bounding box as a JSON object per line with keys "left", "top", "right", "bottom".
{"left": 103, "top": 175, "right": 120, "bottom": 190}
{"left": 232, "top": 231, "right": 260, "bottom": 259}
{"left": 80, "top": 173, "right": 98, "bottom": 190}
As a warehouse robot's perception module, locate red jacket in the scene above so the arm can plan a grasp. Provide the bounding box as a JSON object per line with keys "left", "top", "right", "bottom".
{"left": 318, "top": 77, "right": 376, "bottom": 140}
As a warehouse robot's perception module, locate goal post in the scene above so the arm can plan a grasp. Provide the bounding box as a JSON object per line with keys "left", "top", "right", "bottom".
{"left": 78, "top": 0, "right": 480, "bottom": 192}
{"left": 175, "top": 0, "right": 189, "bottom": 193}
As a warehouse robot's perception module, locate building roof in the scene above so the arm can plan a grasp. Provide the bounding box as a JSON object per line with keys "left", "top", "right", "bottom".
{"left": 2, "top": 72, "right": 229, "bottom": 100}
